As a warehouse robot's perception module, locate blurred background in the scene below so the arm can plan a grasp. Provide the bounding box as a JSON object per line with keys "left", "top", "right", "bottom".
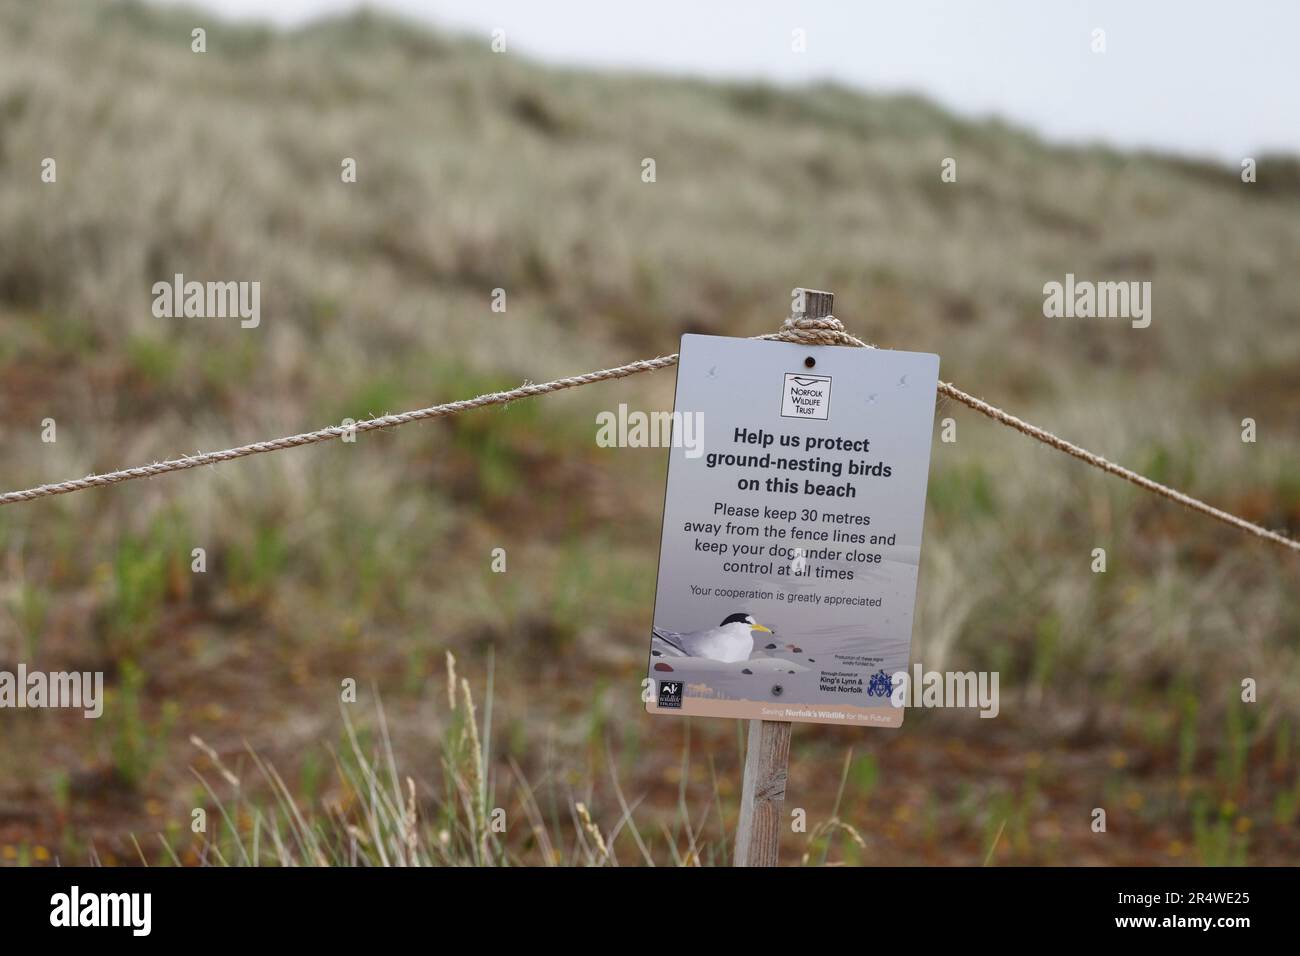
{"left": 1, "top": 0, "right": 1298, "bottom": 865}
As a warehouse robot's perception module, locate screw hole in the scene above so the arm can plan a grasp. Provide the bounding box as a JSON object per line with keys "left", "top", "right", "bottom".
{"left": 804, "top": 356, "right": 816, "bottom": 368}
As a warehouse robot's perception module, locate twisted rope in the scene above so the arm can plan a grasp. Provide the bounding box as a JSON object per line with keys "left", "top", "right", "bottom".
{"left": 2, "top": 314, "right": 1296, "bottom": 555}
{"left": 0, "top": 351, "right": 680, "bottom": 505}
{"left": 770, "top": 315, "right": 1298, "bottom": 552}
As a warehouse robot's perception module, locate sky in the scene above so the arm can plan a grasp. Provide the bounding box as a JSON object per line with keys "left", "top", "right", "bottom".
{"left": 150, "top": 0, "right": 1300, "bottom": 162}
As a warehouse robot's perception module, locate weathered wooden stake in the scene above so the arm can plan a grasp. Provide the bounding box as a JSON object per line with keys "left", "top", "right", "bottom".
{"left": 733, "top": 287, "right": 833, "bottom": 867}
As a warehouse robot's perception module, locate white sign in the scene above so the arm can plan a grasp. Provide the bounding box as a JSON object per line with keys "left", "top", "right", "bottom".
{"left": 647, "top": 334, "right": 940, "bottom": 727}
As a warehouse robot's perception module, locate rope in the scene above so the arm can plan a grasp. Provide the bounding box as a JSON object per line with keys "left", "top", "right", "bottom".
{"left": 767, "top": 315, "right": 1298, "bottom": 553}
{"left": 0, "top": 351, "right": 680, "bottom": 505}
{"left": 1, "top": 314, "right": 1296, "bottom": 555}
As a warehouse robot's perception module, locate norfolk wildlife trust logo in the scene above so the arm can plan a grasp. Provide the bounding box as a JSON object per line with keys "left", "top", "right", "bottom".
{"left": 152, "top": 273, "right": 261, "bottom": 328}
{"left": 782, "top": 372, "right": 831, "bottom": 420}
{"left": 657, "top": 679, "right": 683, "bottom": 709}
{"left": 0, "top": 664, "right": 103, "bottom": 718}
{"left": 1042, "top": 273, "right": 1151, "bottom": 328}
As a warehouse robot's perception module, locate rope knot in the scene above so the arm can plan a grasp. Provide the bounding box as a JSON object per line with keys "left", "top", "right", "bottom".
{"left": 776, "top": 313, "right": 859, "bottom": 347}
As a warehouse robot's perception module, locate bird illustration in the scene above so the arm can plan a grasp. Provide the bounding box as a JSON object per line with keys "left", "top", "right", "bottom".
{"left": 651, "top": 613, "right": 772, "bottom": 663}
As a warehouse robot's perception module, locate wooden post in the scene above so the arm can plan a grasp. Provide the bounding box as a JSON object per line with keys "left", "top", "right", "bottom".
{"left": 734, "top": 717, "right": 793, "bottom": 866}
{"left": 733, "top": 287, "right": 833, "bottom": 867}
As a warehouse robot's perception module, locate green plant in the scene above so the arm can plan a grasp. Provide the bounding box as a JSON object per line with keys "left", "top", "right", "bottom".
{"left": 106, "top": 538, "right": 168, "bottom": 656}
{"left": 106, "top": 659, "right": 179, "bottom": 791}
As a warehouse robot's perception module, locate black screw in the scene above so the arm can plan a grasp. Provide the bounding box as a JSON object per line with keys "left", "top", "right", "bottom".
{"left": 804, "top": 356, "right": 816, "bottom": 368}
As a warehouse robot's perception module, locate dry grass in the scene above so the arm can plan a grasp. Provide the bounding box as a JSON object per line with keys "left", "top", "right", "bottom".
{"left": 168, "top": 655, "right": 794, "bottom": 867}
{"left": 0, "top": 0, "right": 1298, "bottom": 866}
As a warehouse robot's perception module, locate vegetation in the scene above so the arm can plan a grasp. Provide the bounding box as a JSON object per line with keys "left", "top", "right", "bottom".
{"left": 0, "top": 0, "right": 1297, "bottom": 865}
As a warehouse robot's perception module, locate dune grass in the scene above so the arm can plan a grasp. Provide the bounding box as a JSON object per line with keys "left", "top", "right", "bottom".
{"left": 0, "top": 0, "right": 1298, "bottom": 865}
